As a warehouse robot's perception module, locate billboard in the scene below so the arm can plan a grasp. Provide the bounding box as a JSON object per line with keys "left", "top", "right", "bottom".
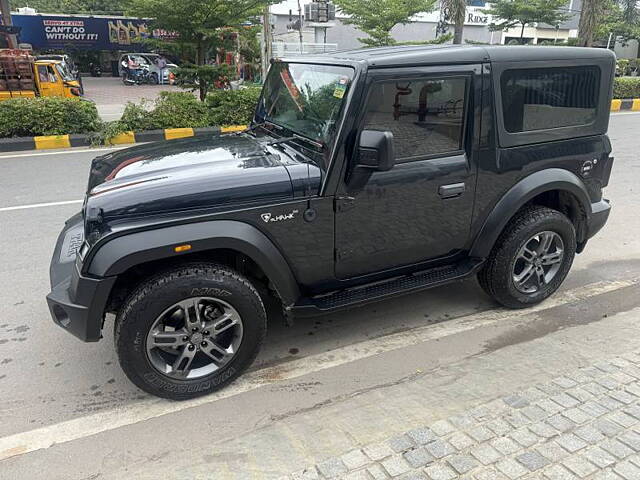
{"left": 5, "top": 14, "right": 164, "bottom": 51}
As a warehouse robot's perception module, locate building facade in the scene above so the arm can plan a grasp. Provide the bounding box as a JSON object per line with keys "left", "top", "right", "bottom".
{"left": 269, "top": 0, "right": 582, "bottom": 51}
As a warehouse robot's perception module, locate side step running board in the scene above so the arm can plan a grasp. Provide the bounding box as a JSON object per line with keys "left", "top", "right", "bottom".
{"left": 291, "top": 259, "right": 484, "bottom": 316}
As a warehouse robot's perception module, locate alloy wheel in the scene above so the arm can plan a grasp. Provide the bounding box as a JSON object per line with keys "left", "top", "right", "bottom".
{"left": 145, "top": 297, "right": 243, "bottom": 379}
{"left": 512, "top": 231, "right": 565, "bottom": 294}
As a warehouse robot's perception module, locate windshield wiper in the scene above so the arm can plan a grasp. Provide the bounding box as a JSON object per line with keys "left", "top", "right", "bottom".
{"left": 267, "top": 133, "right": 324, "bottom": 150}
{"left": 248, "top": 119, "right": 283, "bottom": 134}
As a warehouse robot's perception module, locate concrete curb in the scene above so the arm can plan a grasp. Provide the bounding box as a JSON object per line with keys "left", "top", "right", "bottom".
{"left": 0, "top": 124, "right": 248, "bottom": 153}
{"left": 611, "top": 98, "right": 640, "bottom": 112}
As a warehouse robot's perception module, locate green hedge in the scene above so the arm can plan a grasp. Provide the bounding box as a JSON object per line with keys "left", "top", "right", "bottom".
{"left": 116, "top": 91, "right": 210, "bottom": 131}
{"left": 206, "top": 88, "right": 261, "bottom": 126}
{"left": 0, "top": 88, "right": 262, "bottom": 140}
{"left": 100, "top": 88, "right": 261, "bottom": 142}
{"left": 613, "top": 77, "right": 640, "bottom": 99}
{"left": 0, "top": 97, "right": 101, "bottom": 138}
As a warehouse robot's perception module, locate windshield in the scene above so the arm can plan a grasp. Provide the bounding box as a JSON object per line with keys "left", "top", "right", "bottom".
{"left": 55, "top": 64, "right": 75, "bottom": 82}
{"left": 257, "top": 62, "right": 354, "bottom": 147}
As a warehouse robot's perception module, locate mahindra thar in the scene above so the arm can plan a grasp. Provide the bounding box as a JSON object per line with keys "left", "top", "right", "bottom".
{"left": 47, "top": 46, "right": 615, "bottom": 399}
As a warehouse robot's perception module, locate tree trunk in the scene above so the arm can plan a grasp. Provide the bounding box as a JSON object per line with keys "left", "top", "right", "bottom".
{"left": 453, "top": 22, "right": 464, "bottom": 44}
{"left": 196, "top": 39, "right": 206, "bottom": 101}
{"left": 520, "top": 23, "right": 526, "bottom": 44}
{"left": 578, "top": 0, "right": 597, "bottom": 47}
{"left": 444, "top": 0, "right": 466, "bottom": 45}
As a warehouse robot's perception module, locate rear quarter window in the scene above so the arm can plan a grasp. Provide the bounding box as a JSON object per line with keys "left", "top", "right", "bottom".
{"left": 501, "top": 66, "right": 600, "bottom": 133}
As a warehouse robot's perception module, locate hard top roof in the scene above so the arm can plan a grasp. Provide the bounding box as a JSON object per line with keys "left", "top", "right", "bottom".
{"left": 281, "top": 45, "right": 615, "bottom": 67}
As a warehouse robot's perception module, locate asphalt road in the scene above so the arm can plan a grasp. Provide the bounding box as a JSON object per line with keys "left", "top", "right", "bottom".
{"left": 0, "top": 113, "right": 639, "bottom": 478}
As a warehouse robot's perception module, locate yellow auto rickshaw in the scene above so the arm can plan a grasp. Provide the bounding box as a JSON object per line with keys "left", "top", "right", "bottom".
{"left": 0, "top": 49, "right": 82, "bottom": 101}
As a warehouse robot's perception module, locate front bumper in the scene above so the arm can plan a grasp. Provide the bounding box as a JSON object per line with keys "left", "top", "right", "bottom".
{"left": 46, "top": 213, "right": 115, "bottom": 342}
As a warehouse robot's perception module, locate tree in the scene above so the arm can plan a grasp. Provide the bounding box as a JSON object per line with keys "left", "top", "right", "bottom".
{"left": 441, "top": 0, "right": 467, "bottom": 44}
{"left": 483, "top": 0, "right": 571, "bottom": 44}
{"left": 333, "top": 0, "right": 437, "bottom": 47}
{"left": 589, "top": 0, "right": 640, "bottom": 47}
{"left": 173, "top": 64, "right": 235, "bottom": 101}
{"left": 128, "top": 0, "right": 272, "bottom": 99}
{"left": 578, "top": 0, "right": 640, "bottom": 48}
{"left": 578, "top": 0, "right": 610, "bottom": 47}
{"left": 12, "top": 0, "right": 130, "bottom": 14}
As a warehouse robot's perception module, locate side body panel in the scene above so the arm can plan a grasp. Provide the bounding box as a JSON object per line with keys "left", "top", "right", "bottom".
{"left": 468, "top": 61, "right": 613, "bottom": 257}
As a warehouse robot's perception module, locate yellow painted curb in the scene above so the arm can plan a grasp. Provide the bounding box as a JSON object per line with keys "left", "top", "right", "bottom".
{"left": 611, "top": 99, "right": 622, "bottom": 112}
{"left": 107, "top": 131, "right": 135, "bottom": 145}
{"left": 164, "top": 128, "right": 194, "bottom": 140}
{"left": 220, "top": 125, "right": 247, "bottom": 133}
{"left": 34, "top": 135, "right": 71, "bottom": 150}
{"left": 632, "top": 99, "right": 640, "bottom": 112}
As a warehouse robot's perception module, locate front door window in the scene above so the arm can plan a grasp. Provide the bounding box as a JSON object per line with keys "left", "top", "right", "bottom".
{"left": 363, "top": 77, "right": 467, "bottom": 161}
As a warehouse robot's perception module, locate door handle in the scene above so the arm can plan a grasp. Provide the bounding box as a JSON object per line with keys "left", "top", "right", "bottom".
{"left": 438, "top": 182, "right": 465, "bottom": 199}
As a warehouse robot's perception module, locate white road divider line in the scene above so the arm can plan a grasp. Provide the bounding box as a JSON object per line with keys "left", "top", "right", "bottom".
{"left": 0, "top": 200, "right": 83, "bottom": 212}
{"left": 0, "top": 278, "right": 635, "bottom": 462}
{"left": 0, "top": 146, "right": 128, "bottom": 160}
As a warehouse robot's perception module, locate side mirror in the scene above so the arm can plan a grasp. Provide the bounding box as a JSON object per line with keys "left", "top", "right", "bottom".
{"left": 356, "top": 130, "right": 395, "bottom": 172}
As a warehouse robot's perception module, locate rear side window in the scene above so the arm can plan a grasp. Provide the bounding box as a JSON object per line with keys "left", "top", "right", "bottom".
{"left": 501, "top": 66, "right": 600, "bottom": 133}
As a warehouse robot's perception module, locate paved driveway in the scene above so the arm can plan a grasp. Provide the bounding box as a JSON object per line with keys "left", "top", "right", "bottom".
{"left": 82, "top": 76, "right": 180, "bottom": 121}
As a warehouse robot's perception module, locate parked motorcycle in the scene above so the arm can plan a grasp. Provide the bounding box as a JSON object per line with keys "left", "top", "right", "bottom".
{"left": 89, "top": 62, "right": 102, "bottom": 77}
{"left": 122, "top": 64, "right": 158, "bottom": 85}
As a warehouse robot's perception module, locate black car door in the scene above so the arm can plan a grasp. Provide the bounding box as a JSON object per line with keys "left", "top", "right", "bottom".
{"left": 334, "top": 65, "right": 481, "bottom": 279}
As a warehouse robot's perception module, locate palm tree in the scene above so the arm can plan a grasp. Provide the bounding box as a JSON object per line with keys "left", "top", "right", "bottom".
{"left": 442, "top": 0, "right": 467, "bottom": 44}
{"left": 578, "top": 0, "right": 605, "bottom": 47}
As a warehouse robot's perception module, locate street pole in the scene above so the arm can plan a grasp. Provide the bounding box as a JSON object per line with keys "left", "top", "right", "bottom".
{"left": 262, "top": 5, "right": 272, "bottom": 82}
{"left": 0, "top": 0, "right": 18, "bottom": 49}
{"left": 297, "top": 0, "right": 303, "bottom": 53}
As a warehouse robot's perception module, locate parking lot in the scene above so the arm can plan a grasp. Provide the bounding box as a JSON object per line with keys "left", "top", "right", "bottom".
{"left": 0, "top": 112, "right": 640, "bottom": 479}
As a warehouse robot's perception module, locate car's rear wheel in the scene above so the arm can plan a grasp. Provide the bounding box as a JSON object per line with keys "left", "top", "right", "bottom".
{"left": 115, "top": 263, "right": 266, "bottom": 400}
{"left": 477, "top": 205, "right": 576, "bottom": 309}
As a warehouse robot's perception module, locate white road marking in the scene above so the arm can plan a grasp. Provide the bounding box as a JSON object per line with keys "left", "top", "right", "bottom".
{"left": 0, "top": 200, "right": 83, "bottom": 212}
{"left": 610, "top": 111, "right": 640, "bottom": 116}
{"left": 0, "top": 145, "right": 129, "bottom": 160}
{"left": 0, "top": 278, "right": 635, "bottom": 462}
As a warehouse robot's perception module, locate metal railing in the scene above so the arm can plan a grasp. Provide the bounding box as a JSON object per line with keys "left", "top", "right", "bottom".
{"left": 271, "top": 42, "right": 338, "bottom": 57}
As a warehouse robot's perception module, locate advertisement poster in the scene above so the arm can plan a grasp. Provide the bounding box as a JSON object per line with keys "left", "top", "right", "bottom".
{"left": 6, "top": 14, "right": 170, "bottom": 50}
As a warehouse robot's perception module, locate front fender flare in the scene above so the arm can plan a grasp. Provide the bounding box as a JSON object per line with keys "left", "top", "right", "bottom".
{"left": 86, "top": 220, "right": 301, "bottom": 305}
{"left": 470, "top": 168, "right": 591, "bottom": 259}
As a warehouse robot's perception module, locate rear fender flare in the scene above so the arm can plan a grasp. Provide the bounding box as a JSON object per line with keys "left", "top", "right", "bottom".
{"left": 86, "top": 220, "right": 301, "bottom": 305}
{"left": 470, "top": 168, "right": 591, "bottom": 259}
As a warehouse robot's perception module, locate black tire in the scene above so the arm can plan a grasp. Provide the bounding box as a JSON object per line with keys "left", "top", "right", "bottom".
{"left": 477, "top": 205, "right": 576, "bottom": 309}
{"left": 149, "top": 73, "right": 159, "bottom": 85}
{"left": 115, "top": 263, "right": 266, "bottom": 400}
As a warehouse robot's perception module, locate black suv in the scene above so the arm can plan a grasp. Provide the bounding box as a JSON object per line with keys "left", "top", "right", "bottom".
{"left": 47, "top": 46, "right": 615, "bottom": 399}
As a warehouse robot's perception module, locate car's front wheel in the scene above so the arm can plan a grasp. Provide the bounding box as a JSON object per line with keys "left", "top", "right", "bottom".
{"left": 478, "top": 205, "right": 576, "bottom": 309}
{"left": 115, "top": 263, "right": 266, "bottom": 400}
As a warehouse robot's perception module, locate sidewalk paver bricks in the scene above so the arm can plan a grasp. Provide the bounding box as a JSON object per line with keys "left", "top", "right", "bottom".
{"left": 542, "top": 464, "right": 578, "bottom": 480}
{"left": 562, "top": 455, "right": 598, "bottom": 477}
{"left": 382, "top": 455, "right": 411, "bottom": 477}
{"left": 280, "top": 352, "right": 640, "bottom": 480}
{"left": 515, "top": 451, "right": 549, "bottom": 471}
{"left": 404, "top": 447, "right": 435, "bottom": 468}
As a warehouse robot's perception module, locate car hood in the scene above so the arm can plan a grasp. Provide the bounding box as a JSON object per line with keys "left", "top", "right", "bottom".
{"left": 86, "top": 134, "right": 297, "bottom": 219}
